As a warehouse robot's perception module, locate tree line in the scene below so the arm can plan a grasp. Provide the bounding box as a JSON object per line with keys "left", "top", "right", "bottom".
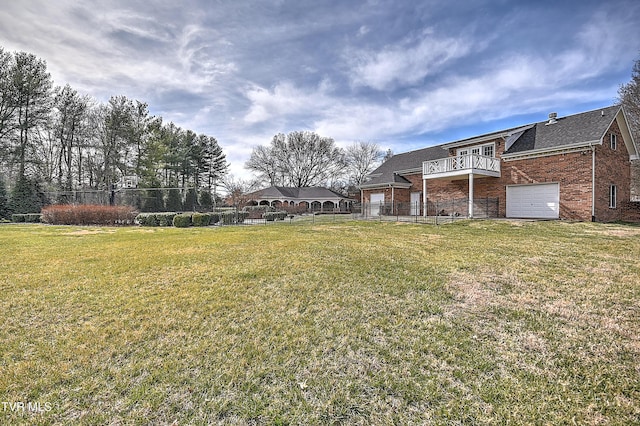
{"left": 0, "top": 47, "right": 227, "bottom": 216}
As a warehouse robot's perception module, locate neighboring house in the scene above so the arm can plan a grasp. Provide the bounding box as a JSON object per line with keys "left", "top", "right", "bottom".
{"left": 245, "top": 186, "right": 352, "bottom": 212}
{"left": 360, "top": 105, "right": 640, "bottom": 222}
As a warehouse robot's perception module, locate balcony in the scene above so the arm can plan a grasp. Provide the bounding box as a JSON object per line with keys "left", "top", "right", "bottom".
{"left": 423, "top": 154, "right": 501, "bottom": 180}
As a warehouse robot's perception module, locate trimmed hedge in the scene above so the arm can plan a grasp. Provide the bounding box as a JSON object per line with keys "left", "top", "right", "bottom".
{"left": 41, "top": 205, "right": 137, "bottom": 225}
{"left": 173, "top": 213, "right": 192, "bottom": 228}
{"left": 191, "top": 213, "right": 210, "bottom": 227}
{"left": 220, "top": 211, "right": 248, "bottom": 225}
{"left": 263, "top": 211, "right": 288, "bottom": 221}
{"left": 136, "top": 212, "right": 221, "bottom": 227}
{"left": 136, "top": 213, "right": 159, "bottom": 226}
{"left": 157, "top": 212, "right": 177, "bottom": 227}
{"left": 12, "top": 213, "right": 41, "bottom": 223}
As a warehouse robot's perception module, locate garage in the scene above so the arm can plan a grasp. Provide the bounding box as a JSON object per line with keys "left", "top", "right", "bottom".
{"left": 369, "top": 193, "right": 384, "bottom": 216}
{"left": 506, "top": 183, "right": 559, "bottom": 219}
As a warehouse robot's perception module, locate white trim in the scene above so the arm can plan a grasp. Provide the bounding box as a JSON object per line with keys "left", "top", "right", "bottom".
{"left": 616, "top": 107, "right": 639, "bottom": 159}
{"left": 441, "top": 132, "right": 508, "bottom": 149}
{"left": 359, "top": 182, "right": 412, "bottom": 189}
{"left": 501, "top": 140, "right": 600, "bottom": 161}
{"left": 457, "top": 142, "right": 495, "bottom": 158}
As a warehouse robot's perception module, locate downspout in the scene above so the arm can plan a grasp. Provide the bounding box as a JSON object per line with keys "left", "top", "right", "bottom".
{"left": 591, "top": 145, "right": 596, "bottom": 222}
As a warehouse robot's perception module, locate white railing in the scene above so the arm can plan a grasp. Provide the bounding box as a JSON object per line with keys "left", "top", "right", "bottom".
{"left": 423, "top": 154, "right": 500, "bottom": 176}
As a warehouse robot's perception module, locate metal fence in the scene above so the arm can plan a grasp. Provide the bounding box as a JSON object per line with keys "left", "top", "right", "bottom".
{"left": 353, "top": 197, "right": 500, "bottom": 224}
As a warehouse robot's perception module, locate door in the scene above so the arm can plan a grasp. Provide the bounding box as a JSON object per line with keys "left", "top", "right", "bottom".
{"left": 506, "top": 183, "right": 560, "bottom": 219}
{"left": 410, "top": 192, "right": 421, "bottom": 216}
{"left": 370, "top": 193, "right": 384, "bottom": 216}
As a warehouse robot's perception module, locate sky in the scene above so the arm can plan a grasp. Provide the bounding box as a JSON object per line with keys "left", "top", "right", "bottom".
{"left": 1, "top": 0, "right": 639, "bottom": 181}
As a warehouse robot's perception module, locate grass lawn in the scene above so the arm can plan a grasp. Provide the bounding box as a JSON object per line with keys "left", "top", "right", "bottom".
{"left": 1, "top": 219, "right": 639, "bottom": 424}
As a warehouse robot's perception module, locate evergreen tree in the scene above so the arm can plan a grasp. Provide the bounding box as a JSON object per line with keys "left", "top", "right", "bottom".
{"left": 199, "top": 189, "right": 213, "bottom": 211}
{"left": 184, "top": 188, "right": 198, "bottom": 211}
{"left": 141, "top": 179, "right": 164, "bottom": 212}
{"left": 165, "top": 188, "right": 183, "bottom": 212}
{"left": 9, "top": 176, "right": 47, "bottom": 214}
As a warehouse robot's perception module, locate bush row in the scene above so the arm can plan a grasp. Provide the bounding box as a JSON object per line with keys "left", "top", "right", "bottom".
{"left": 41, "top": 205, "right": 137, "bottom": 225}
{"left": 263, "top": 211, "right": 289, "bottom": 221}
{"left": 136, "top": 212, "right": 178, "bottom": 227}
{"left": 11, "top": 213, "right": 42, "bottom": 223}
{"left": 135, "top": 212, "right": 249, "bottom": 227}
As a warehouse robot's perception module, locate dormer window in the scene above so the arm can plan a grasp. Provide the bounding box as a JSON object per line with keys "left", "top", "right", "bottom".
{"left": 610, "top": 134, "right": 617, "bottom": 150}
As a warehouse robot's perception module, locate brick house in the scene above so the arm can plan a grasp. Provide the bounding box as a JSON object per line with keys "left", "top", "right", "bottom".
{"left": 360, "top": 105, "right": 640, "bottom": 222}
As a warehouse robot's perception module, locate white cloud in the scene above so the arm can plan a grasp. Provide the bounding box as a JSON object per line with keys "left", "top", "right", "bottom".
{"left": 347, "top": 30, "right": 475, "bottom": 91}
{"left": 243, "top": 80, "right": 334, "bottom": 125}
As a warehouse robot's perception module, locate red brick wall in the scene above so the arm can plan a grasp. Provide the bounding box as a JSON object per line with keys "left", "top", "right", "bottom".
{"left": 594, "top": 120, "right": 632, "bottom": 222}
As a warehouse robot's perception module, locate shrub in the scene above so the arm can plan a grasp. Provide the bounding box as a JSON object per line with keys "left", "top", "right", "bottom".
{"left": 156, "top": 212, "right": 177, "bottom": 227}
{"left": 264, "top": 211, "right": 288, "bottom": 221}
{"left": 191, "top": 212, "right": 210, "bottom": 227}
{"left": 237, "top": 211, "right": 248, "bottom": 224}
{"left": 173, "top": 213, "right": 192, "bottom": 228}
{"left": 12, "top": 214, "right": 26, "bottom": 222}
{"left": 243, "top": 205, "right": 275, "bottom": 219}
{"left": 41, "top": 205, "right": 137, "bottom": 226}
{"left": 220, "top": 211, "right": 235, "bottom": 225}
{"left": 209, "top": 213, "right": 220, "bottom": 225}
{"left": 136, "top": 213, "right": 159, "bottom": 226}
{"left": 25, "top": 213, "right": 42, "bottom": 223}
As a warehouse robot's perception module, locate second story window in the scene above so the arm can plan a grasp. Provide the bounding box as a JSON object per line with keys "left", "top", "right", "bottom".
{"left": 457, "top": 142, "right": 495, "bottom": 157}
{"left": 610, "top": 134, "right": 617, "bottom": 150}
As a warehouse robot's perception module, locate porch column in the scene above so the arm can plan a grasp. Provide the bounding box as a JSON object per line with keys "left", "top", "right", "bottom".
{"left": 391, "top": 186, "right": 395, "bottom": 215}
{"left": 468, "top": 173, "right": 474, "bottom": 218}
{"left": 422, "top": 178, "right": 427, "bottom": 217}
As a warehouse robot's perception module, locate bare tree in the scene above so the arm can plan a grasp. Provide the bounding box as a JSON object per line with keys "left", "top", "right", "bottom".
{"left": 345, "top": 141, "right": 383, "bottom": 186}
{"left": 245, "top": 142, "right": 282, "bottom": 186}
{"left": 221, "top": 174, "right": 259, "bottom": 206}
{"left": 619, "top": 57, "right": 640, "bottom": 146}
{"left": 246, "top": 131, "right": 345, "bottom": 188}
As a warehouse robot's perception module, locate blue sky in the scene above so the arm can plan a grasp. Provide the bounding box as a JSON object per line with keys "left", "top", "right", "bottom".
{"left": 1, "top": 0, "right": 639, "bottom": 179}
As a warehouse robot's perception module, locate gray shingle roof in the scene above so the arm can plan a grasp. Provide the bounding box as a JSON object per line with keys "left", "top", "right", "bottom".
{"left": 361, "top": 145, "right": 449, "bottom": 187}
{"left": 248, "top": 186, "right": 349, "bottom": 200}
{"left": 505, "top": 105, "right": 620, "bottom": 154}
{"left": 362, "top": 105, "right": 623, "bottom": 188}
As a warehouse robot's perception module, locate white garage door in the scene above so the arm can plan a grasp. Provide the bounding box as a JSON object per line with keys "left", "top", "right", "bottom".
{"left": 370, "top": 193, "right": 384, "bottom": 216}
{"left": 506, "top": 183, "right": 559, "bottom": 219}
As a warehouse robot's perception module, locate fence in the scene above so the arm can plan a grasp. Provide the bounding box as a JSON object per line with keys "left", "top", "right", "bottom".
{"left": 43, "top": 188, "right": 210, "bottom": 212}
{"left": 354, "top": 197, "right": 500, "bottom": 224}
{"left": 40, "top": 189, "right": 500, "bottom": 226}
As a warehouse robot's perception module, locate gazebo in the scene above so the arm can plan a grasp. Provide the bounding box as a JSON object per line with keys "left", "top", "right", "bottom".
{"left": 245, "top": 186, "right": 352, "bottom": 212}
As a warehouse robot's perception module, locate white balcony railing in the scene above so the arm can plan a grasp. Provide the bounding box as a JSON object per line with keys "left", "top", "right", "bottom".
{"left": 423, "top": 154, "right": 500, "bottom": 177}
